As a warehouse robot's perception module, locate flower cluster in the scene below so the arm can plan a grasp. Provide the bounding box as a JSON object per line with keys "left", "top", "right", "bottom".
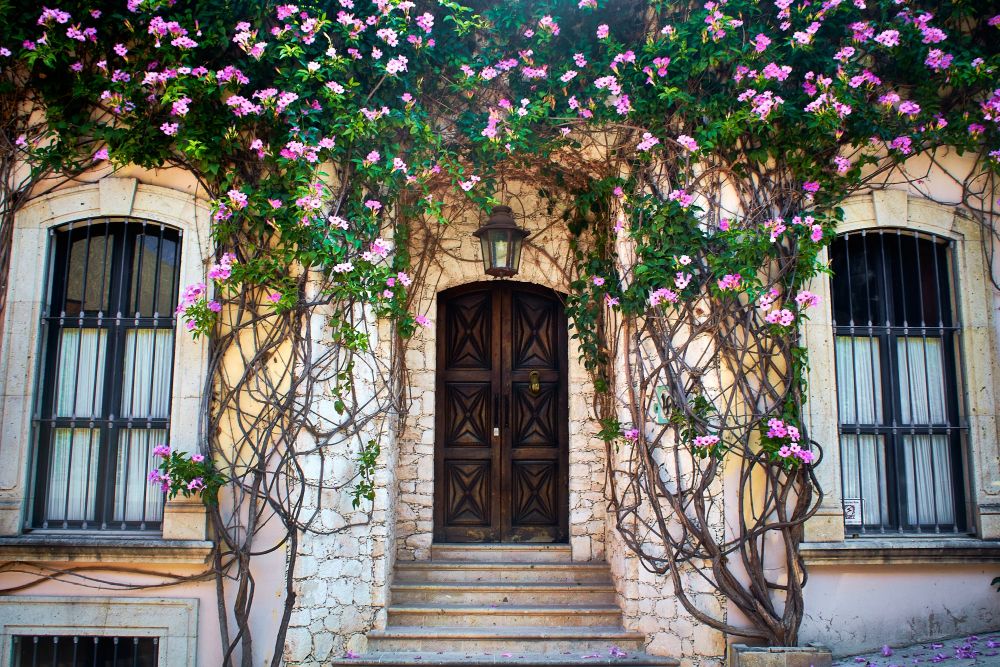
{"left": 149, "top": 445, "right": 225, "bottom": 503}
{"left": 762, "top": 418, "right": 815, "bottom": 466}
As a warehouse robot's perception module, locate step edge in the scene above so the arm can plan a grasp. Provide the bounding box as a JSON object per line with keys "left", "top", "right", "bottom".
{"left": 391, "top": 582, "right": 617, "bottom": 590}
{"left": 369, "top": 626, "right": 644, "bottom": 638}
{"left": 396, "top": 561, "right": 611, "bottom": 568}
{"left": 387, "top": 604, "right": 623, "bottom": 613}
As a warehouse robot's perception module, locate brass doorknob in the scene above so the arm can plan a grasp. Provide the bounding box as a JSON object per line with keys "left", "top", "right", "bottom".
{"left": 528, "top": 371, "right": 541, "bottom": 395}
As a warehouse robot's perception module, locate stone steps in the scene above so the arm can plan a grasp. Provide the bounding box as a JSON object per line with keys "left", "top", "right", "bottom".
{"left": 387, "top": 603, "right": 624, "bottom": 627}
{"left": 339, "top": 544, "right": 677, "bottom": 666}
{"left": 430, "top": 543, "right": 573, "bottom": 563}
{"left": 393, "top": 561, "right": 613, "bottom": 584}
{"left": 390, "top": 581, "right": 617, "bottom": 605}
{"left": 365, "top": 625, "right": 648, "bottom": 653}
{"left": 328, "top": 649, "right": 678, "bottom": 665}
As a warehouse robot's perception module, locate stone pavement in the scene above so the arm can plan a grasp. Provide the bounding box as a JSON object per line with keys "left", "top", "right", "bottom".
{"left": 833, "top": 633, "right": 1000, "bottom": 667}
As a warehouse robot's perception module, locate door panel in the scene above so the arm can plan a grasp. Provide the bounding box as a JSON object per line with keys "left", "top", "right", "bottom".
{"left": 434, "top": 282, "right": 568, "bottom": 543}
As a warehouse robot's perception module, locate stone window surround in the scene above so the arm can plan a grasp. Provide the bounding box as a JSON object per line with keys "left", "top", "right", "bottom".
{"left": 802, "top": 190, "right": 1000, "bottom": 553}
{"left": 0, "top": 595, "right": 198, "bottom": 667}
{"left": 0, "top": 179, "right": 214, "bottom": 549}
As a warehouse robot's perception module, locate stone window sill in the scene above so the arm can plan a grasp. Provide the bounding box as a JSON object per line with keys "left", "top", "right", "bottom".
{"left": 801, "top": 537, "right": 1000, "bottom": 565}
{"left": 0, "top": 535, "right": 214, "bottom": 565}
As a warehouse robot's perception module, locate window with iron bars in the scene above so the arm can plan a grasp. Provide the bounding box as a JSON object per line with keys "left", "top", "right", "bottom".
{"left": 830, "top": 229, "right": 968, "bottom": 535}
{"left": 29, "top": 219, "right": 181, "bottom": 531}
{"left": 12, "top": 635, "right": 158, "bottom": 667}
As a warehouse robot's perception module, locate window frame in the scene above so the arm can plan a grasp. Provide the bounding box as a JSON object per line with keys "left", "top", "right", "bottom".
{"left": 830, "top": 229, "right": 968, "bottom": 534}
{"left": 29, "top": 219, "right": 182, "bottom": 532}
{"left": 0, "top": 180, "right": 212, "bottom": 541}
{"left": 802, "top": 191, "right": 1000, "bottom": 545}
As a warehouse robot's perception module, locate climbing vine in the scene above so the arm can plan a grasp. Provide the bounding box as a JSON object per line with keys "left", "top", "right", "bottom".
{"left": 0, "top": 0, "right": 997, "bottom": 661}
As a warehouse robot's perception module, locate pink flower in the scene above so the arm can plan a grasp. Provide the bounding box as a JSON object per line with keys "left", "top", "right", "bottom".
{"left": 93, "top": 147, "right": 109, "bottom": 161}
{"left": 160, "top": 122, "right": 179, "bottom": 136}
{"left": 795, "top": 290, "right": 820, "bottom": 309}
{"left": 623, "top": 428, "right": 640, "bottom": 441}
{"left": 802, "top": 181, "right": 820, "bottom": 194}
{"left": 191, "top": 453, "right": 205, "bottom": 463}
{"left": 717, "top": 273, "right": 741, "bottom": 291}
{"left": 676, "top": 135, "right": 698, "bottom": 152}
{"left": 765, "top": 308, "right": 795, "bottom": 326}
{"left": 268, "top": 292, "right": 281, "bottom": 303}
{"left": 889, "top": 135, "right": 913, "bottom": 154}
{"left": 637, "top": 133, "right": 660, "bottom": 151}
{"left": 592, "top": 276, "right": 605, "bottom": 286}
{"left": 365, "top": 200, "right": 382, "bottom": 212}
{"left": 811, "top": 224, "right": 823, "bottom": 242}
{"left": 873, "top": 29, "right": 899, "bottom": 47}
{"left": 649, "top": 288, "right": 678, "bottom": 306}
{"left": 187, "top": 477, "right": 205, "bottom": 491}
{"left": 415, "top": 314, "right": 431, "bottom": 328}
{"left": 153, "top": 445, "right": 171, "bottom": 458}
{"left": 596, "top": 24, "right": 609, "bottom": 39}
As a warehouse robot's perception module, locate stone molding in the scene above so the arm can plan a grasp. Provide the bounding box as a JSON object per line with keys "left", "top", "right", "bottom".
{"left": 0, "top": 595, "right": 198, "bottom": 666}
{"left": 0, "top": 535, "right": 213, "bottom": 564}
{"left": 800, "top": 538, "right": 1000, "bottom": 565}
{"left": 0, "top": 179, "right": 213, "bottom": 541}
{"left": 802, "top": 190, "right": 1000, "bottom": 542}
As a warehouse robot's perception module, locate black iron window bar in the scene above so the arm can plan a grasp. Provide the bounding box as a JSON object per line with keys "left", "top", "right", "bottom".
{"left": 12, "top": 635, "right": 159, "bottom": 667}
{"left": 831, "top": 228, "right": 969, "bottom": 535}
{"left": 29, "top": 219, "right": 181, "bottom": 531}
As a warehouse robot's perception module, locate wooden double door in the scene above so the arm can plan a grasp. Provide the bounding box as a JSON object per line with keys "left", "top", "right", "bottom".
{"left": 434, "top": 282, "right": 569, "bottom": 543}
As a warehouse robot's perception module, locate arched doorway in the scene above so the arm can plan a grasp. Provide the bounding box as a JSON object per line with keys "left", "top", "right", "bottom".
{"left": 433, "top": 281, "right": 569, "bottom": 543}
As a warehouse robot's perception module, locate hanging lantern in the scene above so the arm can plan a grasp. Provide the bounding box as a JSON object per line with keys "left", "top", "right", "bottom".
{"left": 473, "top": 205, "right": 529, "bottom": 278}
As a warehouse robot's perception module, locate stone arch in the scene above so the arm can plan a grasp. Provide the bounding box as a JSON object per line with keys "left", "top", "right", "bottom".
{"left": 393, "top": 206, "right": 606, "bottom": 562}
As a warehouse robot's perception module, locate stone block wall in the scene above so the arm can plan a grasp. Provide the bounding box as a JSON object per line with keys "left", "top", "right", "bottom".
{"left": 286, "top": 309, "right": 399, "bottom": 663}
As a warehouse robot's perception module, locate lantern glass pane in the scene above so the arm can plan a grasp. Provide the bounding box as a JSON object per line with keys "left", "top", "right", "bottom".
{"left": 492, "top": 233, "right": 510, "bottom": 270}
{"left": 511, "top": 235, "right": 522, "bottom": 275}
{"left": 479, "top": 236, "right": 492, "bottom": 274}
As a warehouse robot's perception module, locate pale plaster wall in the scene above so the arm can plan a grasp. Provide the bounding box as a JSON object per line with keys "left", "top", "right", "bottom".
{"left": 0, "top": 572, "right": 215, "bottom": 666}
{"left": 800, "top": 564, "right": 999, "bottom": 656}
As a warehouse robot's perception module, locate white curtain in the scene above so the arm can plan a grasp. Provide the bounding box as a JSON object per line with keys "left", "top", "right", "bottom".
{"left": 120, "top": 329, "right": 174, "bottom": 418}
{"left": 896, "top": 337, "right": 947, "bottom": 424}
{"left": 835, "top": 336, "right": 882, "bottom": 424}
{"left": 903, "top": 434, "right": 955, "bottom": 526}
{"left": 55, "top": 329, "right": 107, "bottom": 417}
{"left": 839, "top": 434, "right": 888, "bottom": 526}
{"left": 45, "top": 428, "right": 99, "bottom": 523}
{"left": 114, "top": 428, "right": 167, "bottom": 523}
{"left": 896, "top": 338, "right": 954, "bottom": 525}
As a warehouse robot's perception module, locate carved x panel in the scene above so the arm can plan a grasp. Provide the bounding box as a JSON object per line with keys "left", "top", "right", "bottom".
{"left": 511, "top": 292, "right": 557, "bottom": 369}
{"left": 444, "top": 383, "right": 490, "bottom": 447}
{"left": 512, "top": 382, "right": 557, "bottom": 448}
{"left": 444, "top": 461, "right": 491, "bottom": 526}
{"left": 511, "top": 461, "right": 558, "bottom": 526}
{"left": 444, "top": 291, "right": 491, "bottom": 370}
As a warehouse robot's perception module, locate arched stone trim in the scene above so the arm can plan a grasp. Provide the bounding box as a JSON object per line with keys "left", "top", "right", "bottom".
{"left": 803, "top": 190, "right": 1000, "bottom": 542}
{"left": 0, "top": 179, "right": 213, "bottom": 539}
